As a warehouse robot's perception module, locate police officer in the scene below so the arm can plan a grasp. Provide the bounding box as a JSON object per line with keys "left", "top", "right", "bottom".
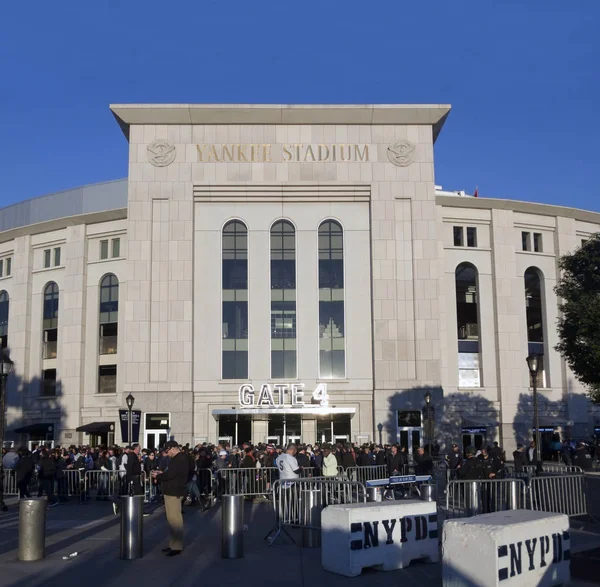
{"left": 447, "top": 443, "right": 463, "bottom": 479}
{"left": 573, "top": 442, "right": 593, "bottom": 471}
{"left": 458, "top": 446, "right": 485, "bottom": 480}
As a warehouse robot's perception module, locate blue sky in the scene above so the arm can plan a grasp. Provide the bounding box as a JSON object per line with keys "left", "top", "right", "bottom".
{"left": 1, "top": 1, "right": 598, "bottom": 210}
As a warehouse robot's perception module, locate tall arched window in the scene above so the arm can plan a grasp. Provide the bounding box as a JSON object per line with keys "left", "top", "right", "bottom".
{"left": 43, "top": 282, "right": 59, "bottom": 360}
{"left": 270, "top": 221, "right": 296, "bottom": 379}
{"left": 455, "top": 263, "right": 481, "bottom": 387}
{"left": 318, "top": 220, "right": 345, "bottom": 379}
{"left": 525, "top": 267, "right": 546, "bottom": 387}
{"left": 0, "top": 291, "right": 8, "bottom": 349}
{"left": 99, "top": 274, "right": 119, "bottom": 355}
{"left": 222, "top": 221, "right": 248, "bottom": 379}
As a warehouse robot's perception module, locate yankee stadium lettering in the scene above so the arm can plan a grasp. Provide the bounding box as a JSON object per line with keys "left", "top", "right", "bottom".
{"left": 497, "top": 531, "right": 570, "bottom": 581}
{"left": 349, "top": 513, "right": 438, "bottom": 550}
{"left": 238, "top": 383, "right": 329, "bottom": 409}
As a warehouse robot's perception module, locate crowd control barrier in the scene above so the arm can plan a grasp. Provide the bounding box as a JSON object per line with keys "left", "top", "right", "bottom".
{"left": 218, "top": 467, "right": 278, "bottom": 497}
{"left": 529, "top": 474, "right": 587, "bottom": 517}
{"left": 504, "top": 463, "right": 583, "bottom": 478}
{"left": 266, "top": 477, "right": 367, "bottom": 546}
{"left": 84, "top": 470, "right": 119, "bottom": 501}
{"left": 3, "top": 469, "right": 18, "bottom": 496}
{"left": 445, "top": 478, "right": 526, "bottom": 520}
{"left": 345, "top": 465, "right": 388, "bottom": 483}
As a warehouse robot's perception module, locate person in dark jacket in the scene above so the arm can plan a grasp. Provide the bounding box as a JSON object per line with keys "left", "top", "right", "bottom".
{"left": 374, "top": 445, "right": 386, "bottom": 467}
{"left": 414, "top": 447, "right": 433, "bottom": 475}
{"left": 357, "top": 445, "right": 376, "bottom": 467}
{"left": 341, "top": 446, "right": 355, "bottom": 471}
{"left": 573, "top": 442, "right": 593, "bottom": 471}
{"left": 512, "top": 444, "right": 527, "bottom": 473}
{"left": 152, "top": 441, "right": 189, "bottom": 556}
{"left": 458, "top": 447, "right": 485, "bottom": 480}
{"left": 387, "top": 445, "right": 405, "bottom": 476}
{"left": 296, "top": 446, "right": 311, "bottom": 469}
{"left": 16, "top": 449, "right": 34, "bottom": 498}
{"left": 37, "top": 450, "right": 58, "bottom": 505}
{"left": 124, "top": 444, "right": 144, "bottom": 496}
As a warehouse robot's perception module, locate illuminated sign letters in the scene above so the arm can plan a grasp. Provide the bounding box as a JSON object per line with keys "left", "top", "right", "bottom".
{"left": 238, "top": 383, "right": 329, "bottom": 409}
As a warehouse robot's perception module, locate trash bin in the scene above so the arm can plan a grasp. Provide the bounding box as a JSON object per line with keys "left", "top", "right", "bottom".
{"left": 18, "top": 497, "right": 47, "bottom": 561}
{"left": 367, "top": 486, "right": 383, "bottom": 502}
{"left": 222, "top": 494, "right": 244, "bottom": 559}
{"left": 120, "top": 495, "right": 144, "bottom": 560}
{"left": 301, "top": 489, "right": 322, "bottom": 548}
{"left": 420, "top": 483, "right": 437, "bottom": 502}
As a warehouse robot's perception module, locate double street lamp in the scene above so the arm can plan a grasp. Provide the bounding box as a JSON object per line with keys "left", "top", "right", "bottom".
{"left": 0, "top": 352, "right": 14, "bottom": 511}
{"left": 125, "top": 393, "right": 135, "bottom": 445}
{"left": 526, "top": 354, "right": 543, "bottom": 474}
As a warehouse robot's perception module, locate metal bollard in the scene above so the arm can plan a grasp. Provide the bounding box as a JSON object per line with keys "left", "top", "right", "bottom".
{"left": 367, "top": 486, "right": 383, "bottom": 502}
{"left": 507, "top": 479, "right": 520, "bottom": 510}
{"left": 301, "top": 489, "right": 322, "bottom": 548}
{"left": 420, "top": 483, "right": 437, "bottom": 502}
{"left": 120, "top": 496, "right": 144, "bottom": 560}
{"left": 18, "top": 498, "right": 47, "bottom": 561}
{"left": 222, "top": 495, "right": 243, "bottom": 559}
{"left": 467, "top": 481, "right": 481, "bottom": 516}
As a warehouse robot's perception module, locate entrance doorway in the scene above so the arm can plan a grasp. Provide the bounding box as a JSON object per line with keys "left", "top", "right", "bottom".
{"left": 317, "top": 414, "right": 351, "bottom": 444}
{"left": 144, "top": 413, "right": 170, "bottom": 450}
{"left": 462, "top": 427, "right": 486, "bottom": 454}
{"left": 218, "top": 415, "right": 252, "bottom": 446}
{"left": 398, "top": 428, "right": 422, "bottom": 456}
{"left": 268, "top": 414, "right": 302, "bottom": 446}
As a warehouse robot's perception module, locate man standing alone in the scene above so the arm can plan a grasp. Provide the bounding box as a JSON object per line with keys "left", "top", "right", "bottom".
{"left": 152, "top": 441, "right": 189, "bottom": 556}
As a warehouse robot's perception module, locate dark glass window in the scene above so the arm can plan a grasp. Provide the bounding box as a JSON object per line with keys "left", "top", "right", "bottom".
{"left": 271, "top": 221, "right": 296, "bottom": 379}
{"left": 522, "top": 231, "right": 531, "bottom": 251}
{"left": 43, "top": 282, "right": 59, "bottom": 330}
{"left": 319, "top": 220, "right": 345, "bottom": 379}
{"left": 466, "top": 227, "right": 477, "bottom": 248}
{"left": 98, "top": 365, "right": 117, "bottom": 394}
{"left": 525, "top": 268, "right": 546, "bottom": 387}
{"left": 453, "top": 227, "right": 464, "bottom": 247}
{"left": 533, "top": 233, "right": 542, "bottom": 253}
{"left": 0, "top": 291, "right": 8, "bottom": 349}
{"left": 42, "top": 369, "right": 57, "bottom": 397}
{"left": 456, "top": 263, "right": 481, "bottom": 387}
{"left": 222, "top": 221, "right": 248, "bottom": 379}
{"left": 99, "top": 274, "right": 119, "bottom": 323}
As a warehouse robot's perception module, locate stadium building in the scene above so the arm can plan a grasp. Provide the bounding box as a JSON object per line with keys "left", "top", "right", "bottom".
{"left": 1, "top": 103, "right": 599, "bottom": 453}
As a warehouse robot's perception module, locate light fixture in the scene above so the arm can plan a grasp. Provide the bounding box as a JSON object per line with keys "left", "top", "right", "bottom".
{"left": 424, "top": 391, "right": 432, "bottom": 405}
{"left": 0, "top": 352, "right": 13, "bottom": 378}
{"left": 526, "top": 354, "right": 540, "bottom": 375}
{"left": 125, "top": 393, "right": 135, "bottom": 410}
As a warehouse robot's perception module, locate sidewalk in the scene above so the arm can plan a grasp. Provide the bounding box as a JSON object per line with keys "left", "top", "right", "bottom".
{"left": 0, "top": 499, "right": 597, "bottom": 586}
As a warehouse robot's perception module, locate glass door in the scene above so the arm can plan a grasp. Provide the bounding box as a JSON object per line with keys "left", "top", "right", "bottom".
{"left": 398, "top": 427, "right": 422, "bottom": 458}
{"left": 266, "top": 435, "right": 280, "bottom": 446}
{"left": 145, "top": 432, "right": 168, "bottom": 451}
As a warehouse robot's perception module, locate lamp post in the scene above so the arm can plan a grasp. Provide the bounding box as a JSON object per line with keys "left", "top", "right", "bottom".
{"left": 125, "top": 394, "right": 135, "bottom": 445}
{"left": 424, "top": 391, "right": 433, "bottom": 457}
{"left": 526, "top": 354, "right": 543, "bottom": 474}
{"left": 0, "top": 351, "right": 14, "bottom": 511}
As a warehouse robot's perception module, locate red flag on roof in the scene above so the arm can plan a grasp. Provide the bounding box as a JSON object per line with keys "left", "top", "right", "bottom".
{"left": 473, "top": 187, "right": 479, "bottom": 198}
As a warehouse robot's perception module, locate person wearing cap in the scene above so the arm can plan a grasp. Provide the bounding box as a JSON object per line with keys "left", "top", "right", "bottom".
{"left": 447, "top": 443, "right": 463, "bottom": 475}
{"left": 458, "top": 446, "right": 485, "bottom": 480}
{"left": 277, "top": 444, "right": 302, "bottom": 480}
{"left": 151, "top": 440, "right": 189, "bottom": 556}
{"left": 296, "top": 445, "right": 311, "bottom": 470}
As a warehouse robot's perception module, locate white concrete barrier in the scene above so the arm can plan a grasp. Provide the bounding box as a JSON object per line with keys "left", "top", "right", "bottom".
{"left": 321, "top": 499, "right": 439, "bottom": 577}
{"left": 442, "top": 509, "right": 570, "bottom": 586}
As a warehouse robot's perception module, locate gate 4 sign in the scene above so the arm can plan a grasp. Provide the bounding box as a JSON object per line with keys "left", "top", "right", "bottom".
{"left": 238, "top": 383, "right": 329, "bottom": 409}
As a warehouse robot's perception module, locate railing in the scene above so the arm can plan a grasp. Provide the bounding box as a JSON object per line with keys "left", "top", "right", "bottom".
{"left": 345, "top": 465, "right": 388, "bottom": 483}
{"left": 529, "top": 474, "right": 587, "bottom": 517}
{"left": 445, "top": 478, "right": 526, "bottom": 520}
{"left": 84, "top": 470, "right": 120, "bottom": 500}
{"left": 504, "top": 463, "right": 583, "bottom": 478}
{"left": 218, "top": 467, "right": 279, "bottom": 496}
{"left": 2, "top": 469, "right": 18, "bottom": 495}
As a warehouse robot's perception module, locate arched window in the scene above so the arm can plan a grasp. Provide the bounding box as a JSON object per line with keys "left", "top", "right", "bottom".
{"left": 318, "top": 220, "right": 345, "bottom": 379}
{"left": 0, "top": 291, "right": 8, "bottom": 349}
{"left": 270, "top": 221, "right": 296, "bottom": 379}
{"left": 42, "top": 282, "right": 59, "bottom": 360}
{"left": 455, "top": 263, "right": 481, "bottom": 387}
{"left": 525, "top": 267, "right": 546, "bottom": 387}
{"left": 99, "top": 274, "right": 119, "bottom": 355}
{"left": 222, "top": 221, "right": 248, "bottom": 379}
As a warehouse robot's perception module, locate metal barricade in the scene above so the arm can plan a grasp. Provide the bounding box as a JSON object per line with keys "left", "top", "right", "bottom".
{"left": 345, "top": 465, "right": 388, "bottom": 483}
{"left": 218, "top": 468, "right": 278, "bottom": 497}
{"left": 267, "top": 477, "right": 366, "bottom": 545}
{"left": 3, "top": 469, "right": 18, "bottom": 496}
{"left": 529, "top": 474, "right": 587, "bottom": 517}
{"left": 56, "top": 470, "right": 84, "bottom": 502}
{"left": 84, "top": 470, "right": 119, "bottom": 501}
{"left": 540, "top": 464, "right": 583, "bottom": 475}
{"left": 445, "top": 479, "right": 526, "bottom": 520}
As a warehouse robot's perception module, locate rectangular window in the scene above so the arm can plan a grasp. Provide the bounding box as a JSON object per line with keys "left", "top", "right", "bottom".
{"left": 466, "top": 227, "right": 477, "bottom": 248}
{"left": 54, "top": 247, "right": 61, "bottom": 266}
{"left": 43, "top": 328, "right": 58, "bottom": 360}
{"left": 0, "top": 260, "right": 3, "bottom": 278}
{"left": 41, "top": 369, "right": 57, "bottom": 397}
{"left": 522, "top": 232, "right": 531, "bottom": 252}
{"left": 112, "top": 238, "right": 121, "bottom": 258}
{"left": 100, "top": 240, "right": 109, "bottom": 260}
{"left": 533, "top": 233, "right": 542, "bottom": 253}
{"left": 453, "top": 226, "right": 464, "bottom": 247}
{"left": 99, "top": 322, "right": 118, "bottom": 354}
{"left": 98, "top": 365, "right": 117, "bottom": 394}
{"left": 6, "top": 258, "right": 11, "bottom": 276}
{"left": 44, "top": 249, "right": 51, "bottom": 268}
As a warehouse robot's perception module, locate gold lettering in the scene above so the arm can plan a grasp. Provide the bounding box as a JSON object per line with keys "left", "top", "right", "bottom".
{"left": 331, "top": 144, "right": 336, "bottom": 161}
{"left": 355, "top": 144, "right": 369, "bottom": 162}
{"left": 251, "top": 144, "right": 261, "bottom": 162}
{"left": 282, "top": 145, "right": 292, "bottom": 161}
{"left": 222, "top": 144, "right": 234, "bottom": 162}
{"left": 340, "top": 144, "right": 352, "bottom": 161}
{"left": 237, "top": 144, "right": 248, "bottom": 162}
{"left": 294, "top": 144, "right": 302, "bottom": 161}
{"left": 196, "top": 144, "right": 207, "bottom": 162}
{"left": 208, "top": 144, "right": 220, "bottom": 162}
{"left": 318, "top": 144, "right": 330, "bottom": 161}
{"left": 263, "top": 144, "right": 272, "bottom": 162}
{"left": 304, "top": 144, "right": 316, "bottom": 162}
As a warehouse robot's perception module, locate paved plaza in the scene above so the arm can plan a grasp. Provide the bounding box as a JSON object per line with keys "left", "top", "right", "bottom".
{"left": 0, "top": 496, "right": 598, "bottom": 587}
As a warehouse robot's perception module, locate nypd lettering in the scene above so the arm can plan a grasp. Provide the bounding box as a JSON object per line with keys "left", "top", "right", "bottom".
{"left": 349, "top": 513, "right": 438, "bottom": 550}
{"left": 497, "top": 531, "right": 570, "bottom": 581}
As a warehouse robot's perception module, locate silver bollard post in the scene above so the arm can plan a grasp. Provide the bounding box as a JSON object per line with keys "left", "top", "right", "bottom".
{"left": 301, "top": 489, "right": 322, "bottom": 548}
{"left": 222, "top": 494, "right": 244, "bottom": 559}
{"left": 507, "top": 479, "right": 520, "bottom": 510}
{"left": 18, "top": 497, "right": 47, "bottom": 561}
{"left": 420, "top": 483, "right": 437, "bottom": 502}
{"left": 120, "top": 495, "right": 144, "bottom": 560}
{"left": 367, "top": 486, "right": 383, "bottom": 502}
{"left": 467, "top": 481, "right": 481, "bottom": 516}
